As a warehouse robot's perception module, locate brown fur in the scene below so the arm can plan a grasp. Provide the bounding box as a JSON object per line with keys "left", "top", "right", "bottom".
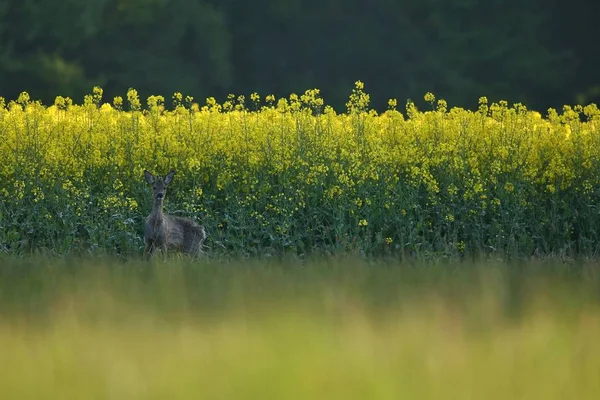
{"left": 143, "top": 169, "right": 206, "bottom": 259}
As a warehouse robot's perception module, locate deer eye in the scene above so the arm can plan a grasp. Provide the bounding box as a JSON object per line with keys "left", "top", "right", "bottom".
{"left": 153, "top": 186, "right": 156, "bottom": 190}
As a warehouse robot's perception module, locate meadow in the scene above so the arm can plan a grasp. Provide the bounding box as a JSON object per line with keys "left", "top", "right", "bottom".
{"left": 1, "top": 256, "right": 600, "bottom": 399}
{"left": 1, "top": 83, "right": 600, "bottom": 260}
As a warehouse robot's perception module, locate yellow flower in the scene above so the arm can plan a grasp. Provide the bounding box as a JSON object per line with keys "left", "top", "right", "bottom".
{"left": 172, "top": 92, "right": 183, "bottom": 106}
{"left": 128, "top": 198, "right": 138, "bottom": 211}
{"left": 2, "top": 84, "right": 598, "bottom": 258}
{"left": 113, "top": 96, "right": 123, "bottom": 109}
{"left": 127, "top": 88, "right": 141, "bottom": 110}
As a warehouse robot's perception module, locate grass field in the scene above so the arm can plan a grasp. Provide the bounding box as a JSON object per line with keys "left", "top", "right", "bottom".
{"left": 1, "top": 256, "right": 600, "bottom": 399}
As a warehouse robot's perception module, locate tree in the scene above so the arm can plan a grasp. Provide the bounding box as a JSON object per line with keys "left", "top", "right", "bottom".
{"left": 0, "top": 0, "right": 232, "bottom": 105}
{"left": 0, "top": 0, "right": 589, "bottom": 110}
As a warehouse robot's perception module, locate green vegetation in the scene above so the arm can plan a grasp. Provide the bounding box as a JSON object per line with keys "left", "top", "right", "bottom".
{"left": 3, "top": 2, "right": 599, "bottom": 396}
{"left": 1, "top": 0, "right": 597, "bottom": 111}
{"left": 2, "top": 86, "right": 600, "bottom": 260}
{"left": 1, "top": 256, "right": 599, "bottom": 398}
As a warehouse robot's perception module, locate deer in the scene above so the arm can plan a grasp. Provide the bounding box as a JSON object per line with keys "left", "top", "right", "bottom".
{"left": 143, "top": 169, "right": 206, "bottom": 259}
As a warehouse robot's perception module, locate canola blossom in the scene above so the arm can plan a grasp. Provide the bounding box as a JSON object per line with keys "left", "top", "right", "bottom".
{"left": 1, "top": 83, "right": 599, "bottom": 259}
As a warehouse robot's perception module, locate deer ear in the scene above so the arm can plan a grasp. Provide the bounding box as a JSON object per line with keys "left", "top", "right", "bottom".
{"left": 144, "top": 170, "right": 154, "bottom": 185}
{"left": 164, "top": 170, "right": 175, "bottom": 185}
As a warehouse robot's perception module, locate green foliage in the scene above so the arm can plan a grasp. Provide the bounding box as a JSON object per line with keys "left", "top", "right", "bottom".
{"left": 0, "top": 0, "right": 596, "bottom": 110}
{"left": 1, "top": 85, "right": 600, "bottom": 260}
{"left": 0, "top": 0, "right": 231, "bottom": 103}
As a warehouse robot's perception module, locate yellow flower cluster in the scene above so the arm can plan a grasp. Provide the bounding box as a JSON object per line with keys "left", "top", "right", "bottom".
{"left": 1, "top": 82, "right": 599, "bottom": 257}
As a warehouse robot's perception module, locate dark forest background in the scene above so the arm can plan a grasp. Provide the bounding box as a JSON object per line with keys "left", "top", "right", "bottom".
{"left": 0, "top": 0, "right": 598, "bottom": 112}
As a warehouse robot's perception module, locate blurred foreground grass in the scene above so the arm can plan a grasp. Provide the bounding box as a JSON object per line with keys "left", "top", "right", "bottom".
{"left": 1, "top": 256, "right": 600, "bottom": 399}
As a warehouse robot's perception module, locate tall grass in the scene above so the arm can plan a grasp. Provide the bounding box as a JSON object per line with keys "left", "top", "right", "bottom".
{"left": 1, "top": 257, "right": 600, "bottom": 398}
{"left": 1, "top": 84, "right": 600, "bottom": 259}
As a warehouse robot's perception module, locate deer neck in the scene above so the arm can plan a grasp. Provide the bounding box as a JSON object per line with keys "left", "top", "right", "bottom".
{"left": 151, "top": 198, "right": 165, "bottom": 219}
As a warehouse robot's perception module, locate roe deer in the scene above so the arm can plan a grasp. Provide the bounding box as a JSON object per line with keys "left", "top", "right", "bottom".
{"left": 143, "top": 169, "right": 206, "bottom": 259}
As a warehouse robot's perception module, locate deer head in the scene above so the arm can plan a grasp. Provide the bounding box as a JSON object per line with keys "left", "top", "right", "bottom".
{"left": 144, "top": 170, "right": 175, "bottom": 202}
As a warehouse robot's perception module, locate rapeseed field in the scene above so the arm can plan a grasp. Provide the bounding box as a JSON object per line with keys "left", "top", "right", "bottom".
{"left": 1, "top": 82, "right": 599, "bottom": 259}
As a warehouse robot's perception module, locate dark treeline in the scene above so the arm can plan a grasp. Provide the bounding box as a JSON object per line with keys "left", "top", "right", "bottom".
{"left": 0, "top": 0, "right": 598, "bottom": 112}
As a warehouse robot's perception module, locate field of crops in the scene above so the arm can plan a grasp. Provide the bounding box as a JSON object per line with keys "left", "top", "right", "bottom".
{"left": 2, "top": 84, "right": 600, "bottom": 397}
{"left": 1, "top": 83, "right": 600, "bottom": 259}
{"left": 0, "top": 256, "right": 599, "bottom": 399}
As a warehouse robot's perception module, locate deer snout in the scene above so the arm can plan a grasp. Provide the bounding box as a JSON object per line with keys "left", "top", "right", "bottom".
{"left": 156, "top": 192, "right": 164, "bottom": 200}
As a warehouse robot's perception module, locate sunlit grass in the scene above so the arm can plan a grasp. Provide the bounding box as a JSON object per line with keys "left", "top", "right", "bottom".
{"left": 1, "top": 257, "right": 599, "bottom": 398}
